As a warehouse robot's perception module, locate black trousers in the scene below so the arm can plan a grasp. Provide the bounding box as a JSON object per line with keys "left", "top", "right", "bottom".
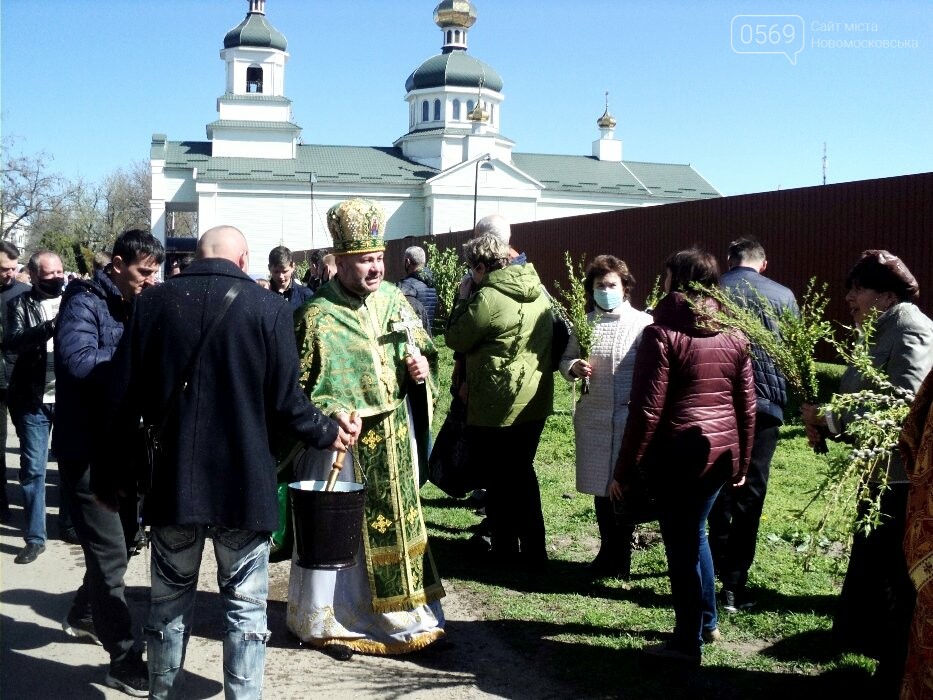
{"left": 60, "top": 459, "right": 136, "bottom": 661}
{"left": 468, "top": 419, "right": 547, "bottom": 564}
{"left": 708, "top": 412, "right": 781, "bottom": 591}
{"left": 833, "top": 482, "right": 914, "bottom": 698}
{"left": 0, "top": 399, "right": 9, "bottom": 513}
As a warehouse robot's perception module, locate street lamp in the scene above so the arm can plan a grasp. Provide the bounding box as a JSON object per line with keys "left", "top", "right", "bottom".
{"left": 309, "top": 172, "right": 318, "bottom": 243}
{"left": 473, "top": 154, "right": 493, "bottom": 227}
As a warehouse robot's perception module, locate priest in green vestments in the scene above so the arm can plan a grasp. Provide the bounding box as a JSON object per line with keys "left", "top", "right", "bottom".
{"left": 286, "top": 198, "right": 446, "bottom": 660}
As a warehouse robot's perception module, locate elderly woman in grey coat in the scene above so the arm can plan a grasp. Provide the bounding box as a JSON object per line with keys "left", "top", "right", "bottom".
{"left": 803, "top": 250, "right": 933, "bottom": 696}
{"left": 560, "top": 255, "right": 652, "bottom": 578}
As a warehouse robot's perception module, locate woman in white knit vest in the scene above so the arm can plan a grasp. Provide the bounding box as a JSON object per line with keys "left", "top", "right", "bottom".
{"left": 559, "top": 255, "right": 653, "bottom": 578}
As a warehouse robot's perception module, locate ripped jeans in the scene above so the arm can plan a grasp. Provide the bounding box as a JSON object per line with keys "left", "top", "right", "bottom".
{"left": 145, "top": 525, "right": 271, "bottom": 700}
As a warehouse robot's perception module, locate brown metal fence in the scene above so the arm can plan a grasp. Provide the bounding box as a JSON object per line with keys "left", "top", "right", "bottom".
{"left": 384, "top": 172, "right": 933, "bottom": 349}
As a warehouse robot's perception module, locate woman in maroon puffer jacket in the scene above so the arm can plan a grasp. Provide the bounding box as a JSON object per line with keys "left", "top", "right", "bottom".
{"left": 610, "top": 248, "right": 756, "bottom": 664}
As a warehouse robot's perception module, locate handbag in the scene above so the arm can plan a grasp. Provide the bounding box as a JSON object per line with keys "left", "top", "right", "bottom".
{"left": 613, "top": 471, "right": 659, "bottom": 526}
{"left": 269, "top": 472, "right": 294, "bottom": 563}
{"left": 550, "top": 310, "right": 571, "bottom": 372}
{"left": 428, "top": 396, "right": 477, "bottom": 499}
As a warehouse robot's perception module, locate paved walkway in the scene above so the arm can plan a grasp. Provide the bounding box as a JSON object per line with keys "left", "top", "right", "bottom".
{"left": 0, "top": 416, "right": 559, "bottom": 699}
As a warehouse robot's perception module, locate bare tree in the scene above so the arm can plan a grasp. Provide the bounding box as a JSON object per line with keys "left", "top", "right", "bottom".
{"left": 1, "top": 138, "right": 68, "bottom": 241}
{"left": 101, "top": 160, "right": 151, "bottom": 246}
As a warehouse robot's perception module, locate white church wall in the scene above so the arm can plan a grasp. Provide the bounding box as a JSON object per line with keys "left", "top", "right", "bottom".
{"left": 222, "top": 49, "right": 287, "bottom": 96}
{"left": 162, "top": 170, "right": 198, "bottom": 202}
{"left": 211, "top": 130, "right": 293, "bottom": 159}
{"left": 218, "top": 100, "right": 291, "bottom": 122}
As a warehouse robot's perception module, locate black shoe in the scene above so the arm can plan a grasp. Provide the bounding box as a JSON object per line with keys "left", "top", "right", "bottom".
{"left": 642, "top": 642, "right": 702, "bottom": 666}
{"left": 720, "top": 588, "right": 756, "bottom": 613}
{"left": 60, "top": 527, "right": 81, "bottom": 545}
{"left": 586, "top": 552, "right": 631, "bottom": 580}
{"left": 323, "top": 643, "right": 354, "bottom": 661}
{"left": 14, "top": 543, "right": 45, "bottom": 564}
{"left": 63, "top": 609, "right": 101, "bottom": 646}
{"left": 105, "top": 649, "right": 148, "bottom": 697}
{"left": 420, "top": 637, "right": 455, "bottom": 654}
{"left": 466, "top": 532, "right": 492, "bottom": 554}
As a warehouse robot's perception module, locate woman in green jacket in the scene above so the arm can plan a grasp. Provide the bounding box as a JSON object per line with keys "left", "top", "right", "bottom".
{"left": 445, "top": 234, "right": 554, "bottom": 572}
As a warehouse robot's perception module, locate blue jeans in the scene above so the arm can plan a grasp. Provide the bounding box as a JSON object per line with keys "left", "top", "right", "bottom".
{"left": 656, "top": 474, "right": 725, "bottom": 654}
{"left": 11, "top": 403, "right": 53, "bottom": 545}
{"left": 145, "top": 525, "right": 271, "bottom": 700}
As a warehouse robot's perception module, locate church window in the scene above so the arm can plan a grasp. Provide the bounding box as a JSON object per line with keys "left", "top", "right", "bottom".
{"left": 455, "top": 30, "right": 461, "bottom": 43}
{"left": 446, "top": 30, "right": 452, "bottom": 43}
{"left": 246, "top": 65, "right": 263, "bottom": 93}
{"left": 433, "top": 99, "right": 441, "bottom": 121}
{"left": 467, "top": 100, "right": 475, "bottom": 114}
{"left": 422, "top": 101, "right": 429, "bottom": 122}
{"left": 452, "top": 99, "right": 461, "bottom": 120}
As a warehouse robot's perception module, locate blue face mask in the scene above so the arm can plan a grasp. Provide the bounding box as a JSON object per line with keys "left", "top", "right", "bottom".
{"left": 593, "top": 288, "right": 622, "bottom": 311}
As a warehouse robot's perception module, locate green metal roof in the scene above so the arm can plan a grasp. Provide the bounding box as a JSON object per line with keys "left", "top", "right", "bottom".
{"left": 158, "top": 141, "right": 437, "bottom": 185}
{"left": 219, "top": 93, "right": 292, "bottom": 105}
{"left": 405, "top": 52, "right": 503, "bottom": 92}
{"left": 512, "top": 153, "right": 721, "bottom": 199}
{"left": 206, "top": 120, "right": 301, "bottom": 131}
{"left": 223, "top": 10, "right": 287, "bottom": 51}
{"left": 154, "top": 140, "right": 719, "bottom": 198}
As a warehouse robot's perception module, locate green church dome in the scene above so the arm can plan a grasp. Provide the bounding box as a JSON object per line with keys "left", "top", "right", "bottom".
{"left": 405, "top": 53, "right": 503, "bottom": 93}
{"left": 224, "top": 5, "right": 287, "bottom": 51}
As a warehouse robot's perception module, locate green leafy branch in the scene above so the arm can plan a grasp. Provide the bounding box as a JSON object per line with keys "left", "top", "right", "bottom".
{"left": 553, "top": 252, "right": 596, "bottom": 360}
{"left": 808, "top": 311, "right": 915, "bottom": 537}
{"left": 644, "top": 274, "right": 665, "bottom": 311}
{"left": 424, "top": 241, "right": 466, "bottom": 322}
{"left": 693, "top": 278, "right": 832, "bottom": 406}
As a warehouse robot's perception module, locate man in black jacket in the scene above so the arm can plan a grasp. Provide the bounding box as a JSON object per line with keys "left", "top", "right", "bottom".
{"left": 708, "top": 238, "right": 799, "bottom": 613}
{"left": 0, "top": 240, "right": 30, "bottom": 522}
{"left": 397, "top": 245, "right": 438, "bottom": 331}
{"left": 267, "top": 245, "right": 313, "bottom": 311}
{"left": 100, "top": 225, "right": 358, "bottom": 699}
{"left": 56, "top": 229, "right": 164, "bottom": 697}
{"left": 7, "top": 250, "right": 65, "bottom": 564}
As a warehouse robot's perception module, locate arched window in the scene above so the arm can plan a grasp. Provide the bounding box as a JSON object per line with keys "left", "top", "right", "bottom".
{"left": 409, "top": 102, "right": 415, "bottom": 128}
{"left": 246, "top": 65, "right": 263, "bottom": 93}
{"left": 422, "top": 101, "right": 429, "bottom": 122}
{"left": 467, "top": 100, "right": 475, "bottom": 114}
{"left": 433, "top": 99, "right": 441, "bottom": 121}
{"left": 455, "top": 30, "right": 461, "bottom": 43}
{"left": 446, "top": 30, "right": 452, "bottom": 43}
{"left": 452, "top": 99, "right": 461, "bottom": 120}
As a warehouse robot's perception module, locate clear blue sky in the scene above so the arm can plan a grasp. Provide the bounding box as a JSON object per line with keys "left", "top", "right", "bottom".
{"left": 1, "top": 0, "right": 930, "bottom": 196}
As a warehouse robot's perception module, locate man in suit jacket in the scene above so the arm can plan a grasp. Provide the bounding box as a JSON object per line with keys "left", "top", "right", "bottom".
{"left": 708, "top": 238, "right": 799, "bottom": 613}
{"left": 99, "top": 225, "right": 359, "bottom": 699}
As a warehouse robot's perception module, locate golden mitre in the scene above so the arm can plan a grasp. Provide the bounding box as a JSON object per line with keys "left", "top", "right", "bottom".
{"left": 326, "top": 198, "right": 386, "bottom": 256}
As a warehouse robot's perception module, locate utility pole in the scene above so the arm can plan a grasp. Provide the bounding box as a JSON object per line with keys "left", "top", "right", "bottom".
{"left": 822, "top": 142, "right": 828, "bottom": 185}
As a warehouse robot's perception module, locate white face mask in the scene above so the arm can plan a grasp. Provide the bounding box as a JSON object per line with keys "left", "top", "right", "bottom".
{"left": 593, "top": 288, "right": 622, "bottom": 311}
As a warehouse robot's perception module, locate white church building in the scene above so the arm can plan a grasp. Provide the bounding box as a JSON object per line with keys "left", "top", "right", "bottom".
{"left": 150, "top": 0, "right": 720, "bottom": 273}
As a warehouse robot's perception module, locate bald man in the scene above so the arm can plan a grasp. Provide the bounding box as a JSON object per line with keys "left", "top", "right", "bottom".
{"left": 99, "top": 225, "right": 358, "bottom": 699}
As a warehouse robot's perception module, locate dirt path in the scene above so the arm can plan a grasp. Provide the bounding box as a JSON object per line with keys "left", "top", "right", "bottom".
{"left": 1, "top": 439, "right": 572, "bottom": 698}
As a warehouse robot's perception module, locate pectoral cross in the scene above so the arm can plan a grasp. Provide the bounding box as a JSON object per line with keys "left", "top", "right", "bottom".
{"left": 391, "top": 317, "right": 425, "bottom": 385}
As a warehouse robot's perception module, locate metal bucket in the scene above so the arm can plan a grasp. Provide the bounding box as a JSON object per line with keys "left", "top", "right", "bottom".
{"left": 288, "top": 480, "right": 366, "bottom": 570}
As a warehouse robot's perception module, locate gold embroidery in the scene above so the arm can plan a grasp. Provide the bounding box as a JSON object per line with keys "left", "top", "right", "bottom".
{"left": 362, "top": 430, "right": 382, "bottom": 450}
{"left": 406, "top": 507, "right": 419, "bottom": 525}
{"left": 370, "top": 514, "right": 393, "bottom": 534}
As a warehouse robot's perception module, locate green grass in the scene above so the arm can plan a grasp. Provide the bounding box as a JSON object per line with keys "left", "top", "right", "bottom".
{"left": 422, "top": 340, "right": 875, "bottom": 699}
